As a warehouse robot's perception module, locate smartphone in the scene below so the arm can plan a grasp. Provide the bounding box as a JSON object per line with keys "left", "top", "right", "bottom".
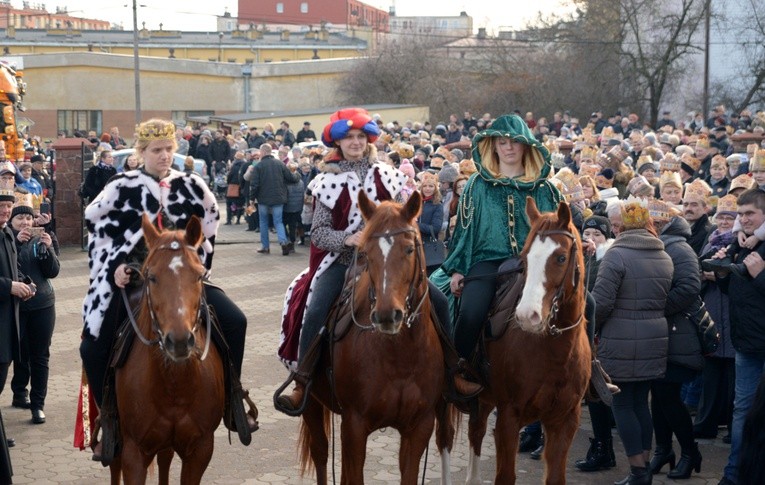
{"left": 39, "top": 202, "right": 51, "bottom": 214}
{"left": 28, "top": 227, "right": 45, "bottom": 237}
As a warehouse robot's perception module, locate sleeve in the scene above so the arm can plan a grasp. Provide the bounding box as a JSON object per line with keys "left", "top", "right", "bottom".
{"left": 754, "top": 221, "right": 765, "bottom": 242}
{"left": 664, "top": 243, "right": 701, "bottom": 316}
{"left": 283, "top": 164, "right": 299, "bottom": 184}
{"left": 418, "top": 202, "right": 443, "bottom": 240}
{"left": 37, "top": 241, "right": 61, "bottom": 279}
{"left": 439, "top": 178, "right": 476, "bottom": 276}
{"left": 311, "top": 201, "right": 349, "bottom": 253}
{"left": 249, "top": 166, "right": 260, "bottom": 200}
{"left": 592, "top": 251, "right": 624, "bottom": 331}
{"left": 0, "top": 276, "right": 11, "bottom": 301}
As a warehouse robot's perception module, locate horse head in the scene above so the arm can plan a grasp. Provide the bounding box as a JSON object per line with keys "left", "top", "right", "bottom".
{"left": 357, "top": 190, "right": 425, "bottom": 335}
{"left": 515, "top": 197, "right": 584, "bottom": 334}
{"left": 141, "top": 214, "right": 207, "bottom": 361}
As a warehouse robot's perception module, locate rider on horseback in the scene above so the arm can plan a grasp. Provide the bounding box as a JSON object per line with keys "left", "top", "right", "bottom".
{"left": 274, "top": 108, "right": 481, "bottom": 416}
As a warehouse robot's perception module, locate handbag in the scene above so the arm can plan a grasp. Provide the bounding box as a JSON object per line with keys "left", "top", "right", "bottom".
{"left": 686, "top": 300, "right": 720, "bottom": 356}
{"left": 422, "top": 238, "right": 445, "bottom": 267}
{"left": 226, "top": 184, "right": 240, "bottom": 198}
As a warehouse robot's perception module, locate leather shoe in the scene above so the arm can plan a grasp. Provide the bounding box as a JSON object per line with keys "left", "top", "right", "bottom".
{"left": 257, "top": 247, "right": 270, "bottom": 254}
{"left": 281, "top": 244, "right": 291, "bottom": 256}
{"left": 275, "top": 383, "right": 306, "bottom": 416}
{"left": 12, "top": 395, "right": 31, "bottom": 409}
{"left": 518, "top": 429, "right": 543, "bottom": 453}
{"left": 32, "top": 408, "right": 46, "bottom": 424}
{"left": 6, "top": 439, "right": 14, "bottom": 448}
{"left": 701, "top": 256, "right": 732, "bottom": 272}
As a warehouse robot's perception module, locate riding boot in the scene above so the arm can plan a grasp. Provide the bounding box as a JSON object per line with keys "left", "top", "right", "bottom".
{"left": 429, "top": 306, "right": 483, "bottom": 403}
{"left": 274, "top": 328, "right": 326, "bottom": 417}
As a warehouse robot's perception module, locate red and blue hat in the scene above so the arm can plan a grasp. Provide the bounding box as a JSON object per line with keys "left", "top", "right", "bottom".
{"left": 321, "top": 108, "right": 380, "bottom": 147}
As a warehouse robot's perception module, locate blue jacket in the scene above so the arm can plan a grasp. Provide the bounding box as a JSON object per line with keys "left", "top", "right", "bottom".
{"left": 417, "top": 198, "right": 443, "bottom": 241}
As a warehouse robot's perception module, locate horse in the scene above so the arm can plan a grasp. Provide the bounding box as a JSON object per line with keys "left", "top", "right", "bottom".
{"left": 111, "top": 214, "right": 225, "bottom": 484}
{"left": 464, "top": 198, "right": 591, "bottom": 485}
{"left": 298, "top": 190, "right": 456, "bottom": 485}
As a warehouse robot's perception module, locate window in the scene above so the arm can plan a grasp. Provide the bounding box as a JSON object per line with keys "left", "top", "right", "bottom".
{"left": 57, "top": 110, "right": 101, "bottom": 137}
{"left": 300, "top": 2, "right": 308, "bottom": 13}
{"left": 276, "top": 3, "right": 284, "bottom": 13}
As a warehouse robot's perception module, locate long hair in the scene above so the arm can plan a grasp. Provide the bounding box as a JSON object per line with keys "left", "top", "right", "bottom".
{"left": 477, "top": 137, "right": 544, "bottom": 182}
{"left": 449, "top": 175, "right": 469, "bottom": 217}
{"left": 579, "top": 175, "right": 602, "bottom": 202}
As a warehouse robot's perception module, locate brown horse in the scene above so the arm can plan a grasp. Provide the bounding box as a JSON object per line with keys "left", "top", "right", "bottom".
{"left": 111, "top": 214, "right": 225, "bottom": 484}
{"left": 465, "top": 199, "right": 591, "bottom": 485}
{"left": 298, "top": 191, "right": 455, "bottom": 485}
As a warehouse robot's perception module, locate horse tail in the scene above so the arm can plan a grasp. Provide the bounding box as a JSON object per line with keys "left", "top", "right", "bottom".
{"left": 298, "top": 406, "right": 330, "bottom": 476}
{"left": 435, "top": 400, "right": 462, "bottom": 454}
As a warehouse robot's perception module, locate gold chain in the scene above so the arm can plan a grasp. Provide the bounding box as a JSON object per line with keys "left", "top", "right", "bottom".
{"left": 507, "top": 194, "right": 518, "bottom": 253}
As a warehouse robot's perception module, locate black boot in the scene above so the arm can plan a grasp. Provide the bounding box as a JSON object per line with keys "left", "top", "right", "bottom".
{"left": 614, "top": 465, "right": 652, "bottom": 485}
{"left": 518, "top": 429, "right": 543, "bottom": 453}
{"left": 529, "top": 438, "right": 545, "bottom": 460}
{"left": 667, "top": 442, "right": 702, "bottom": 479}
{"left": 648, "top": 445, "right": 676, "bottom": 474}
{"left": 273, "top": 329, "right": 325, "bottom": 417}
{"left": 576, "top": 437, "right": 616, "bottom": 471}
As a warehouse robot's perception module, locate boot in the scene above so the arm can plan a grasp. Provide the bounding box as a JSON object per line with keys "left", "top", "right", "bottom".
{"left": 576, "top": 437, "right": 616, "bottom": 471}
{"left": 648, "top": 445, "right": 676, "bottom": 474}
{"left": 614, "top": 466, "right": 652, "bottom": 485}
{"left": 454, "top": 375, "right": 482, "bottom": 396}
{"left": 273, "top": 329, "right": 325, "bottom": 417}
{"left": 275, "top": 379, "right": 307, "bottom": 415}
{"left": 530, "top": 438, "right": 545, "bottom": 460}
{"left": 666, "top": 442, "right": 702, "bottom": 479}
{"left": 518, "top": 429, "right": 543, "bottom": 453}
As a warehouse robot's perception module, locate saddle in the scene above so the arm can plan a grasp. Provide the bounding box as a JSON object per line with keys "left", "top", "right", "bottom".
{"left": 485, "top": 257, "right": 525, "bottom": 341}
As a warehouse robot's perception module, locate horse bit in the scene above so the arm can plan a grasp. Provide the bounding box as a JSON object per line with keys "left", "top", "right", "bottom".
{"left": 119, "top": 239, "right": 212, "bottom": 360}
{"left": 349, "top": 226, "right": 429, "bottom": 330}
{"left": 534, "top": 229, "right": 584, "bottom": 337}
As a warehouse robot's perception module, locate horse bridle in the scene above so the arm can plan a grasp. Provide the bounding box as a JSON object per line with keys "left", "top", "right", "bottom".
{"left": 349, "top": 226, "right": 430, "bottom": 330}
{"left": 533, "top": 229, "right": 584, "bottom": 337}
{"left": 120, "top": 239, "right": 212, "bottom": 361}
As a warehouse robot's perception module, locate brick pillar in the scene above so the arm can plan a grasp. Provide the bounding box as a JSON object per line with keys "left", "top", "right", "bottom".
{"left": 52, "top": 138, "right": 94, "bottom": 247}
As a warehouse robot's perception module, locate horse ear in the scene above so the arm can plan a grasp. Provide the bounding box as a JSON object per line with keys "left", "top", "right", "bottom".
{"left": 557, "top": 201, "right": 572, "bottom": 227}
{"left": 402, "top": 190, "right": 422, "bottom": 223}
{"left": 525, "top": 196, "right": 541, "bottom": 221}
{"left": 184, "top": 215, "right": 204, "bottom": 248}
{"left": 358, "top": 190, "right": 377, "bottom": 221}
{"left": 142, "top": 213, "right": 160, "bottom": 247}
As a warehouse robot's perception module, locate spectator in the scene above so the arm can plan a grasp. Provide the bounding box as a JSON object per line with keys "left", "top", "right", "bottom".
{"left": 283, "top": 161, "right": 304, "bottom": 252}
{"left": 80, "top": 150, "right": 117, "bottom": 203}
{"left": 225, "top": 151, "right": 246, "bottom": 225}
{"left": 295, "top": 121, "right": 316, "bottom": 144}
{"left": 417, "top": 172, "right": 444, "bottom": 275}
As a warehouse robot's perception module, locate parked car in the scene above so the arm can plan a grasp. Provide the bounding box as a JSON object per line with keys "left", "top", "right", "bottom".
{"left": 110, "top": 148, "right": 209, "bottom": 184}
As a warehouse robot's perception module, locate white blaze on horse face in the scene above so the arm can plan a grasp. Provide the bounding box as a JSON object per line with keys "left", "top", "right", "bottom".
{"left": 168, "top": 255, "right": 184, "bottom": 275}
{"left": 378, "top": 236, "right": 393, "bottom": 294}
{"left": 516, "top": 235, "right": 560, "bottom": 334}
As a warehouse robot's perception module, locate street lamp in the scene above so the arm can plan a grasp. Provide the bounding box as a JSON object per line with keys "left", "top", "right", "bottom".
{"left": 132, "top": 0, "right": 144, "bottom": 125}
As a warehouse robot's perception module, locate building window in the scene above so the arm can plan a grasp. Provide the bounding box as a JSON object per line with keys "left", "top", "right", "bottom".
{"left": 57, "top": 110, "right": 101, "bottom": 137}
{"left": 276, "top": 3, "right": 284, "bottom": 13}
{"left": 300, "top": 2, "right": 308, "bottom": 13}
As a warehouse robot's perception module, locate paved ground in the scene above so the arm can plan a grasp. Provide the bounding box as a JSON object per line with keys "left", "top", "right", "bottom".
{"left": 2, "top": 213, "right": 733, "bottom": 484}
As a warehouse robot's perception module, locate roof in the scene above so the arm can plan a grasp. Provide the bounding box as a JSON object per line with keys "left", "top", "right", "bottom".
{"left": 208, "top": 104, "right": 426, "bottom": 123}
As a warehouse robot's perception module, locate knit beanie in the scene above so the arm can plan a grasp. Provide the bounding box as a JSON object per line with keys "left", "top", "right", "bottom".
{"left": 438, "top": 163, "right": 460, "bottom": 183}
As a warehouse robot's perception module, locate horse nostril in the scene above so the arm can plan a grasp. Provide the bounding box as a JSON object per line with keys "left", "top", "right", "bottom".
{"left": 163, "top": 334, "right": 173, "bottom": 350}
{"left": 393, "top": 309, "right": 404, "bottom": 323}
{"left": 187, "top": 332, "right": 195, "bottom": 349}
{"left": 370, "top": 310, "right": 379, "bottom": 325}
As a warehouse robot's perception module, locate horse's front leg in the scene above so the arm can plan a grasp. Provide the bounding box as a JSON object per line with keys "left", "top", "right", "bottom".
{"left": 466, "top": 402, "right": 493, "bottom": 485}
{"left": 177, "top": 435, "right": 214, "bottom": 485}
{"left": 119, "top": 438, "right": 152, "bottom": 485}
{"left": 399, "top": 412, "right": 436, "bottom": 485}
{"left": 542, "top": 407, "right": 581, "bottom": 485}
{"left": 340, "top": 412, "right": 369, "bottom": 485}
{"left": 493, "top": 404, "right": 521, "bottom": 485}
{"left": 156, "top": 448, "right": 174, "bottom": 485}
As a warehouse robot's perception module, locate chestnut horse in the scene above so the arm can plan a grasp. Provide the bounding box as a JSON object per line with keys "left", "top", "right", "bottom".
{"left": 111, "top": 214, "right": 225, "bottom": 484}
{"left": 298, "top": 191, "right": 455, "bottom": 485}
{"left": 464, "top": 199, "right": 591, "bottom": 485}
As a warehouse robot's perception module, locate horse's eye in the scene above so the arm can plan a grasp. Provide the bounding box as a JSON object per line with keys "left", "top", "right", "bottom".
{"left": 147, "top": 274, "right": 157, "bottom": 283}
{"left": 557, "top": 255, "right": 567, "bottom": 264}
{"left": 406, "top": 245, "right": 415, "bottom": 255}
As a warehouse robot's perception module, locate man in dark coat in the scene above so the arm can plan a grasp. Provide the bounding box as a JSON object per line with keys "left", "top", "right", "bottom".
{"left": 295, "top": 121, "right": 316, "bottom": 144}
{"left": 249, "top": 144, "right": 299, "bottom": 255}
{"left": 80, "top": 150, "right": 117, "bottom": 203}
{"left": 682, "top": 179, "right": 714, "bottom": 255}
{"left": 210, "top": 130, "right": 232, "bottom": 166}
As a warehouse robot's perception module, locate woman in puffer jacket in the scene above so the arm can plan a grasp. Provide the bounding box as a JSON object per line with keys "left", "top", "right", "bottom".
{"left": 593, "top": 201, "right": 673, "bottom": 485}
{"left": 649, "top": 212, "right": 704, "bottom": 480}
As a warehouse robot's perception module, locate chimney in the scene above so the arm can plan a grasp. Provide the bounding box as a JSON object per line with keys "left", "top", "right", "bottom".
{"left": 477, "top": 27, "right": 486, "bottom": 39}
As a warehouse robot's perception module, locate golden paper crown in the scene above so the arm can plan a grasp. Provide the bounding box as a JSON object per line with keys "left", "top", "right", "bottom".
{"left": 543, "top": 138, "right": 559, "bottom": 154}
{"left": 554, "top": 168, "right": 584, "bottom": 202}
{"left": 683, "top": 179, "right": 712, "bottom": 203}
{"left": 648, "top": 199, "right": 672, "bottom": 222}
{"left": 135, "top": 120, "right": 176, "bottom": 143}
{"left": 580, "top": 145, "right": 598, "bottom": 161}
{"left": 710, "top": 154, "right": 727, "bottom": 168}
{"left": 601, "top": 126, "right": 615, "bottom": 140}
{"left": 621, "top": 200, "right": 651, "bottom": 229}
{"left": 30, "top": 192, "right": 42, "bottom": 211}
{"left": 637, "top": 155, "right": 653, "bottom": 169}
{"left": 605, "top": 146, "right": 629, "bottom": 168}
{"left": 729, "top": 173, "right": 755, "bottom": 192}
{"left": 680, "top": 153, "right": 701, "bottom": 172}
{"left": 659, "top": 170, "right": 682, "bottom": 190}
{"left": 695, "top": 134, "right": 710, "bottom": 149}
{"left": 397, "top": 142, "right": 414, "bottom": 159}
{"left": 627, "top": 175, "right": 653, "bottom": 198}
{"left": 716, "top": 194, "right": 738, "bottom": 215}
{"left": 12, "top": 191, "right": 33, "bottom": 211}
{"left": 629, "top": 130, "right": 643, "bottom": 143}
{"left": 660, "top": 153, "right": 681, "bottom": 172}
{"left": 582, "top": 130, "right": 598, "bottom": 146}
{"left": 0, "top": 176, "right": 14, "bottom": 201}
{"left": 0, "top": 160, "right": 15, "bottom": 175}
{"left": 459, "top": 158, "right": 477, "bottom": 175}
{"left": 579, "top": 162, "right": 600, "bottom": 178}
{"left": 751, "top": 149, "right": 765, "bottom": 171}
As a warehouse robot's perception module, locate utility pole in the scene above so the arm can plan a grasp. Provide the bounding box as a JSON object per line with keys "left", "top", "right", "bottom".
{"left": 702, "top": 0, "right": 711, "bottom": 122}
{"left": 132, "top": 0, "right": 141, "bottom": 125}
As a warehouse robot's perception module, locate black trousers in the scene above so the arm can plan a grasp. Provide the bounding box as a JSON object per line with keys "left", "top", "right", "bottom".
{"left": 612, "top": 380, "right": 653, "bottom": 457}
{"left": 11, "top": 305, "right": 56, "bottom": 410}
{"left": 694, "top": 356, "right": 735, "bottom": 437}
{"left": 454, "top": 260, "right": 502, "bottom": 360}
{"left": 284, "top": 212, "right": 301, "bottom": 243}
{"left": 80, "top": 284, "right": 247, "bottom": 407}
{"left": 652, "top": 379, "right": 695, "bottom": 453}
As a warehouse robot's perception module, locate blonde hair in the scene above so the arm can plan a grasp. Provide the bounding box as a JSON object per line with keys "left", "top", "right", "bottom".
{"left": 579, "top": 175, "right": 602, "bottom": 202}
{"left": 419, "top": 172, "right": 442, "bottom": 204}
{"left": 477, "top": 137, "right": 544, "bottom": 182}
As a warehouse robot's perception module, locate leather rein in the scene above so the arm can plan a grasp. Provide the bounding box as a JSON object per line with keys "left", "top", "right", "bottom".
{"left": 349, "top": 226, "right": 429, "bottom": 330}
{"left": 119, "top": 239, "right": 212, "bottom": 361}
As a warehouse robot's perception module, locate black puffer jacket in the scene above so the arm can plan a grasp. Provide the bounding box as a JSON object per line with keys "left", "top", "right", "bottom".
{"left": 81, "top": 163, "right": 117, "bottom": 201}
{"left": 593, "top": 228, "right": 673, "bottom": 382}
{"left": 249, "top": 155, "right": 299, "bottom": 205}
{"left": 15, "top": 234, "right": 59, "bottom": 311}
{"left": 660, "top": 217, "right": 704, "bottom": 373}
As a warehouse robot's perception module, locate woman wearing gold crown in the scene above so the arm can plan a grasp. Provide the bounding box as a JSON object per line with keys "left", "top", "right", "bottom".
{"left": 79, "top": 119, "right": 257, "bottom": 459}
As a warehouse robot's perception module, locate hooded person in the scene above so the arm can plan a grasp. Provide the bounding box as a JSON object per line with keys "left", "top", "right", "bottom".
{"left": 429, "top": 113, "right": 563, "bottom": 369}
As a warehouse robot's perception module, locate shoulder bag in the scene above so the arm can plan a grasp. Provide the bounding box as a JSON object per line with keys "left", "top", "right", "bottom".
{"left": 685, "top": 299, "right": 720, "bottom": 356}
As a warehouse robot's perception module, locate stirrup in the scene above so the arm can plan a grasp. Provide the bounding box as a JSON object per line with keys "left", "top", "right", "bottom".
{"left": 273, "top": 373, "right": 313, "bottom": 417}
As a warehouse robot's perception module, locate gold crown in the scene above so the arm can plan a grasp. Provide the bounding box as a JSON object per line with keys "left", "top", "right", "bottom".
{"left": 683, "top": 179, "right": 712, "bottom": 203}
{"left": 659, "top": 170, "right": 682, "bottom": 190}
{"left": 730, "top": 173, "right": 755, "bottom": 192}
{"left": 637, "top": 155, "right": 653, "bottom": 169}
{"left": 660, "top": 153, "right": 681, "bottom": 172}
{"left": 629, "top": 130, "right": 643, "bottom": 143}
{"left": 135, "top": 120, "right": 176, "bottom": 143}
{"left": 579, "top": 162, "right": 600, "bottom": 178}
{"left": 554, "top": 168, "right": 584, "bottom": 202}
{"left": 751, "top": 149, "right": 765, "bottom": 171}
{"left": 716, "top": 194, "right": 738, "bottom": 215}
{"left": 695, "top": 134, "right": 710, "bottom": 149}
{"left": 13, "top": 191, "right": 33, "bottom": 210}
{"left": 543, "top": 138, "right": 558, "bottom": 154}
{"left": 628, "top": 175, "right": 653, "bottom": 198}
{"left": 601, "top": 126, "right": 615, "bottom": 139}
{"left": 580, "top": 145, "right": 598, "bottom": 161}
{"left": 30, "top": 192, "right": 43, "bottom": 211}
{"left": 459, "top": 158, "right": 477, "bottom": 175}
{"left": 648, "top": 199, "right": 672, "bottom": 222}
{"left": 621, "top": 200, "right": 651, "bottom": 229}
{"left": 680, "top": 153, "right": 701, "bottom": 172}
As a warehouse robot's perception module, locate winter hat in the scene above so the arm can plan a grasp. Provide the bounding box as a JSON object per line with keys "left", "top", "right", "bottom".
{"left": 595, "top": 168, "right": 615, "bottom": 189}
{"left": 399, "top": 159, "right": 415, "bottom": 179}
{"left": 582, "top": 215, "right": 611, "bottom": 239}
{"left": 438, "top": 163, "right": 460, "bottom": 183}
{"left": 451, "top": 148, "right": 464, "bottom": 161}
{"left": 321, "top": 108, "right": 380, "bottom": 147}
{"left": 11, "top": 190, "right": 33, "bottom": 218}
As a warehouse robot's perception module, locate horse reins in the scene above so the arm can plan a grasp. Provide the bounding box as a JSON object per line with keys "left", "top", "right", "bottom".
{"left": 534, "top": 229, "right": 585, "bottom": 337}
{"left": 348, "top": 226, "right": 429, "bottom": 330}
{"left": 119, "top": 239, "right": 212, "bottom": 361}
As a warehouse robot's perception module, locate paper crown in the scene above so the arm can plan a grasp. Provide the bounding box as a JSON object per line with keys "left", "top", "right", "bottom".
{"left": 601, "top": 126, "right": 615, "bottom": 140}
{"left": 627, "top": 175, "right": 654, "bottom": 198}
{"left": 12, "top": 191, "right": 33, "bottom": 211}
{"left": 680, "top": 153, "right": 701, "bottom": 173}
{"left": 683, "top": 178, "right": 712, "bottom": 203}
{"left": 396, "top": 142, "right": 415, "bottom": 159}
{"left": 629, "top": 130, "right": 643, "bottom": 143}
{"left": 582, "top": 130, "right": 598, "bottom": 146}
{"left": 659, "top": 170, "right": 683, "bottom": 190}
{"left": 135, "top": 120, "right": 176, "bottom": 143}
{"left": 30, "top": 192, "right": 42, "bottom": 211}
{"left": 580, "top": 145, "right": 598, "bottom": 161}
{"left": 621, "top": 200, "right": 651, "bottom": 229}
{"left": 695, "top": 134, "right": 710, "bottom": 149}
{"left": 554, "top": 168, "right": 584, "bottom": 202}
{"left": 648, "top": 199, "right": 672, "bottom": 222}
{"left": 751, "top": 149, "right": 765, "bottom": 171}
{"left": 579, "top": 162, "right": 600, "bottom": 178}
{"left": 605, "top": 145, "right": 629, "bottom": 168}
{"left": 550, "top": 152, "right": 566, "bottom": 169}
{"left": 660, "top": 153, "right": 681, "bottom": 172}
{"left": 543, "top": 138, "right": 559, "bottom": 154}
{"left": 637, "top": 155, "right": 654, "bottom": 170}
{"left": 459, "top": 158, "right": 477, "bottom": 175}
{"left": 710, "top": 154, "right": 728, "bottom": 168}
{"left": 716, "top": 194, "right": 738, "bottom": 216}
{"left": 0, "top": 177, "right": 16, "bottom": 202}
{"left": 729, "top": 173, "right": 756, "bottom": 193}
{"left": 0, "top": 160, "right": 15, "bottom": 175}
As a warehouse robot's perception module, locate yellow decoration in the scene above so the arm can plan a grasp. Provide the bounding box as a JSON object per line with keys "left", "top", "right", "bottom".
{"left": 135, "top": 121, "right": 176, "bottom": 143}
{"left": 621, "top": 201, "right": 651, "bottom": 230}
